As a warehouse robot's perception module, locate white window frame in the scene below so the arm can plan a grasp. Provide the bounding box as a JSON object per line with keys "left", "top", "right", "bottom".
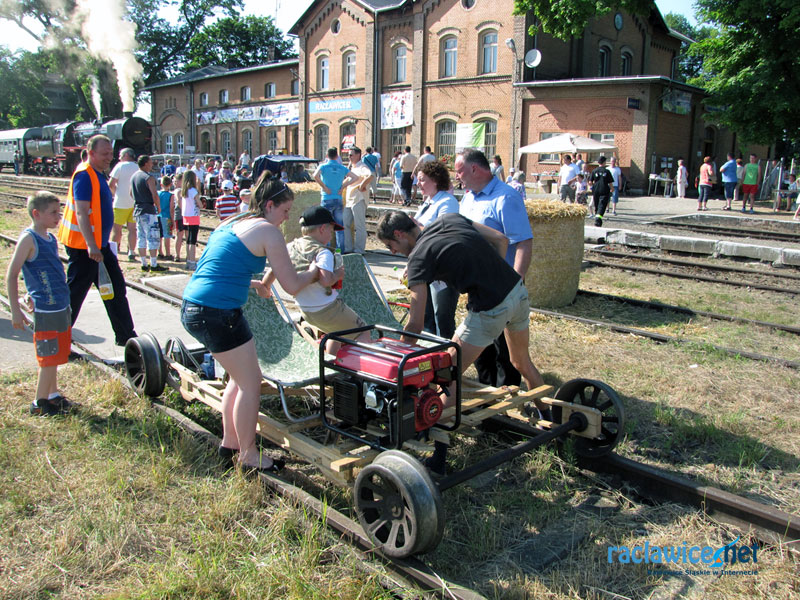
{"left": 219, "top": 89, "right": 229, "bottom": 104}
{"left": 176, "top": 133, "right": 184, "bottom": 154}
{"left": 199, "top": 92, "right": 208, "bottom": 107}
{"left": 221, "top": 130, "right": 231, "bottom": 157}
{"left": 442, "top": 37, "right": 457, "bottom": 78}
{"left": 243, "top": 129, "right": 252, "bottom": 156}
{"left": 164, "top": 134, "right": 173, "bottom": 154}
{"left": 318, "top": 56, "right": 330, "bottom": 90}
{"left": 481, "top": 31, "right": 498, "bottom": 74}
{"left": 343, "top": 52, "right": 356, "bottom": 88}
{"left": 538, "top": 132, "right": 560, "bottom": 163}
{"left": 436, "top": 120, "right": 457, "bottom": 158}
{"left": 241, "top": 86, "right": 251, "bottom": 101}
{"left": 265, "top": 82, "right": 276, "bottom": 98}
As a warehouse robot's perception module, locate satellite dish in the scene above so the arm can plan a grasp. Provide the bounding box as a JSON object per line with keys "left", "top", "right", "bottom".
{"left": 524, "top": 49, "right": 542, "bottom": 68}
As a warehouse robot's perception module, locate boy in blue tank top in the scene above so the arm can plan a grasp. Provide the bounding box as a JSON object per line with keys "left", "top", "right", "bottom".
{"left": 6, "top": 192, "right": 74, "bottom": 416}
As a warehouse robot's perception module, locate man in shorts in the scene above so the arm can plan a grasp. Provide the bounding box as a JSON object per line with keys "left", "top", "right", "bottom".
{"left": 108, "top": 148, "right": 139, "bottom": 261}
{"left": 377, "top": 210, "right": 547, "bottom": 474}
{"left": 741, "top": 153, "right": 761, "bottom": 213}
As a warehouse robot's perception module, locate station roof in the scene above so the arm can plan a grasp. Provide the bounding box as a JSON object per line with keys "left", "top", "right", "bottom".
{"left": 143, "top": 59, "right": 300, "bottom": 91}
{"left": 289, "top": 0, "right": 411, "bottom": 35}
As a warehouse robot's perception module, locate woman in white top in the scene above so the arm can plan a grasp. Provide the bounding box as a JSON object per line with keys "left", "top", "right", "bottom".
{"left": 181, "top": 170, "right": 204, "bottom": 269}
{"left": 490, "top": 155, "right": 505, "bottom": 182}
{"left": 413, "top": 160, "right": 460, "bottom": 339}
{"left": 676, "top": 159, "right": 689, "bottom": 198}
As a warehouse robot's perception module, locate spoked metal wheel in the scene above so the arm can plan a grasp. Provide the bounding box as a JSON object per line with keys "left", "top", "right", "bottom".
{"left": 554, "top": 378, "right": 625, "bottom": 458}
{"left": 354, "top": 450, "right": 444, "bottom": 558}
{"left": 124, "top": 333, "right": 166, "bottom": 398}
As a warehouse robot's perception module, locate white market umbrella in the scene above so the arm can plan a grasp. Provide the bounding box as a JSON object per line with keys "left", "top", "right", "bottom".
{"left": 518, "top": 133, "right": 617, "bottom": 156}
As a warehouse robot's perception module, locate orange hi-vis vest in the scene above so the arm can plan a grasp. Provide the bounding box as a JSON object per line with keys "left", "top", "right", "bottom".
{"left": 58, "top": 162, "right": 102, "bottom": 250}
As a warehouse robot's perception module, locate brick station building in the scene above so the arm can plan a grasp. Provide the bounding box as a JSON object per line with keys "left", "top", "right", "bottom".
{"left": 147, "top": 0, "right": 770, "bottom": 190}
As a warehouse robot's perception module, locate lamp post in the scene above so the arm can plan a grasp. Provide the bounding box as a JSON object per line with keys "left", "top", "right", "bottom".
{"left": 505, "top": 38, "right": 520, "bottom": 170}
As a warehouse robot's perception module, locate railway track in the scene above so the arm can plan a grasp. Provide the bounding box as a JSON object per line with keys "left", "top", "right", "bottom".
{"left": 652, "top": 219, "right": 800, "bottom": 244}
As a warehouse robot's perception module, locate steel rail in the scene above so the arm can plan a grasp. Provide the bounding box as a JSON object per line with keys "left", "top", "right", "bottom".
{"left": 651, "top": 220, "right": 800, "bottom": 243}
{"left": 584, "top": 258, "right": 800, "bottom": 295}
{"left": 528, "top": 307, "right": 800, "bottom": 370}
{"left": 589, "top": 248, "right": 800, "bottom": 281}
{"left": 576, "top": 289, "right": 800, "bottom": 335}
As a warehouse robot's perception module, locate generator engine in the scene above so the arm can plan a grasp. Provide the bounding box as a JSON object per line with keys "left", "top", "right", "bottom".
{"left": 328, "top": 337, "right": 457, "bottom": 447}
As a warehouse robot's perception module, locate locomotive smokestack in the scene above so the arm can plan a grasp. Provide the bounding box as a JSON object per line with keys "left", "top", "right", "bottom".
{"left": 123, "top": 111, "right": 133, "bottom": 118}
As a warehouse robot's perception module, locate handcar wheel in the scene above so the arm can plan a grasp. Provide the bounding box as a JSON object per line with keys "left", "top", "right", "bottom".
{"left": 164, "top": 337, "right": 192, "bottom": 391}
{"left": 124, "top": 333, "right": 166, "bottom": 398}
{"left": 354, "top": 450, "right": 444, "bottom": 558}
{"left": 553, "top": 378, "right": 625, "bottom": 458}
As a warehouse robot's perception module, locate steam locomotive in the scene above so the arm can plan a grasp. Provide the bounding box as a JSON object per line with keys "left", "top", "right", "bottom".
{"left": 0, "top": 116, "right": 151, "bottom": 176}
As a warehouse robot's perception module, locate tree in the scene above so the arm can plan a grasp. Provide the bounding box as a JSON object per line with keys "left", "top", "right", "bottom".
{"left": 0, "top": 48, "right": 49, "bottom": 128}
{"left": 512, "top": 0, "right": 652, "bottom": 39}
{"left": 663, "top": 12, "right": 717, "bottom": 82}
{"left": 185, "top": 15, "right": 297, "bottom": 71}
{"left": 689, "top": 0, "right": 800, "bottom": 145}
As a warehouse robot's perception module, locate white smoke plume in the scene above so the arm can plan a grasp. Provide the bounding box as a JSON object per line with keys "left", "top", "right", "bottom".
{"left": 90, "top": 75, "right": 102, "bottom": 118}
{"left": 75, "top": 0, "right": 143, "bottom": 113}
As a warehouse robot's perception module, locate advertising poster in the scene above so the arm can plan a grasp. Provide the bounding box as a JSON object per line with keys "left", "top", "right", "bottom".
{"left": 455, "top": 122, "right": 486, "bottom": 152}
{"left": 381, "top": 90, "right": 413, "bottom": 129}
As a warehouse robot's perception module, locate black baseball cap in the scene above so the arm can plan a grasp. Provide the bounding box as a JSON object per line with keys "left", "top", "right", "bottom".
{"left": 300, "top": 206, "right": 344, "bottom": 230}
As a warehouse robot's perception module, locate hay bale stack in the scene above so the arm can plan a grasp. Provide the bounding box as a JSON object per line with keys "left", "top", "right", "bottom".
{"left": 280, "top": 184, "right": 320, "bottom": 243}
{"left": 524, "top": 200, "right": 586, "bottom": 308}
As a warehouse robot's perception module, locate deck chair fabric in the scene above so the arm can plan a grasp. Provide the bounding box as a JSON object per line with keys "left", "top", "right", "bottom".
{"left": 339, "top": 253, "right": 403, "bottom": 330}
{"left": 241, "top": 289, "right": 320, "bottom": 387}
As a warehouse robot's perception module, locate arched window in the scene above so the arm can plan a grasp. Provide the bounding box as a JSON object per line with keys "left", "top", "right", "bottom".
{"left": 175, "top": 133, "right": 184, "bottom": 154}
{"left": 164, "top": 134, "right": 173, "bottom": 153}
{"left": 598, "top": 45, "right": 611, "bottom": 77}
{"left": 268, "top": 129, "right": 278, "bottom": 153}
{"left": 291, "top": 79, "right": 300, "bottom": 96}
{"left": 340, "top": 122, "right": 355, "bottom": 161}
{"left": 436, "top": 120, "right": 457, "bottom": 158}
{"left": 477, "top": 119, "right": 497, "bottom": 158}
{"left": 442, "top": 37, "right": 457, "bottom": 78}
{"left": 265, "top": 82, "right": 276, "bottom": 98}
{"left": 199, "top": 92, "right": 208, "bottom": 107}
{"left": 221, "top": 130, "right": 231, "bottom": 157}
{"left": 621, "top": 51, "right": 633, "bottom": 76}
{"left": 318, "top": 56, "right": 330, "bottom": 90}
{"left": 240, "top": 86, "right": 251, "bottom": 101}
{"left": 243, "top": 130, "right": 252, "bottom": 156}
{"left": 219, "top": 89, "right": 229, "bottom": 104}
{"left": 393, "top": 45, "right": 407, "bottom": 83}
{"left": 481, "top": 31, "right": 498, "bottom": 74}
{"left": 315, "top": 125, "right": 329, "bottom": 161}
{"left": 343, "top": 52, "right": 356, "bottom": 88}
{"left": 200, "top": 132, "right": 210, "bottom": 154}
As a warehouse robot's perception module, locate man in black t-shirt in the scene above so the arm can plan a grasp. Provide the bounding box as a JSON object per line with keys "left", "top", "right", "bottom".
{"left": 589, "top": 155, "right": 615, "bottom": 228}
{"left": 377, "top": 210, "right": 548, "bottom": 473}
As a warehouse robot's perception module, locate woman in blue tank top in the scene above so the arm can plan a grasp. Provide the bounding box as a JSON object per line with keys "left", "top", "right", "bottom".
{"left": 181, "top": 171, "right": 319, "bottom": 472}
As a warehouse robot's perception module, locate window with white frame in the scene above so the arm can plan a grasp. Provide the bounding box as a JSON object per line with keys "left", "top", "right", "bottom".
{"left": 315, "top": 125, "right": 329, "bottom": 161}
{"left": 436, "top": 120, "right": 457, "bottom": 158}
{"left": 393, "top": 46, "right": 407, "bottom": 83}
{"left": 268, "top": 129, "right": 278, "bottom": 152}
{"left": 176, "top": 133, "right": 184, "bottom": 154}
{"left": 318, "top": 56, "right": 330, "bottom": 90}
{"left": 598, "top": 45, "right": 611, "bottom": 77}
{"left": 588, "top": 133, "right": 615, "bottom": 162}
{"left": 442, "top": 37, "right": 457, "bottom": 78}
{"left": 477, "top": 119, "right": 497, "bottom": 158}
{"left": 265, "top": 82, "right": 276, "bottom": 98}
{"left": 343, "top": 52, "right": 356, "bottom": 88}
{"left": 291, "top": 79, "right": 300, "bottom": 95}
{"left": 222, "top": 130, "right": 231, "bottom": 157}
{"left": 391, "top": 128, "right": 406, "bottom": 156}
{"left": 538, "top": 132, "right": 560, "bottom": 163}
{"left": 219, "top": 89, "right": 229, "bottom": 104}
{"left": 164, "top": 134, "right": 173, "bottom": 153}
{"left": 243, "top": 129, "right": 252, "bottom": 156}
{"left": 481, "top": 31, "right": 498, "bottom": 74}
{"left": 199, "top": 92, "right": 208, "bottom": 106}
{"left": 241, "top": 86, "right": 251, "bottom": 101}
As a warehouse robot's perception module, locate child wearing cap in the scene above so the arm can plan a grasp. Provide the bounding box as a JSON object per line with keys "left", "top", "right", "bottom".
{"left": 264, "top": 206, "right": 371, "bottom": 355}
{"left": 215, "top": 179, "right": 241, "bottom": 221}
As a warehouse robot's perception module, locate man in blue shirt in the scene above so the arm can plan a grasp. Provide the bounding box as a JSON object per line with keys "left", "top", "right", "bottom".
{"left": 313, "top": 147, "right": 358, "bottom": 251}
{"left": 457, "top": 148, "right": 534, "bottom": 387}
{"left": 160, "top": 159, "right": 176, "bottom": 178}
{"left": 720, "top": 153, "right": 738, "bottom": 211}
{"left": 363, "top": 147, "right": 380, "bottom": 200}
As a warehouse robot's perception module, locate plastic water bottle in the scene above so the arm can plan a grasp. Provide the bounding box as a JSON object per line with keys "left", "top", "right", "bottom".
{"left": 332, "top": 248, "right": 343, "bottom": 290}
{"left": 98, "top": 262, "right": 114, "bottom": 300}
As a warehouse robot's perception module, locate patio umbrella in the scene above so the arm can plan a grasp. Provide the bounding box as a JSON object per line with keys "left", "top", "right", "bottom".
{"left": 518, "top": 133, "right": 617, "bottom": 156}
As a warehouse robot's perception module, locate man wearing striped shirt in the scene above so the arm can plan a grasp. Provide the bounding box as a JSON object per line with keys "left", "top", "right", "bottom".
{"left": 215, "top": 180, "right": 241, "bottom": 220}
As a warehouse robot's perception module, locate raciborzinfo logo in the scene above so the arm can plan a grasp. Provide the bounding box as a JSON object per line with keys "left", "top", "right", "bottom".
{"left": 608, "top": 538, "right": 759, "bottom": 576}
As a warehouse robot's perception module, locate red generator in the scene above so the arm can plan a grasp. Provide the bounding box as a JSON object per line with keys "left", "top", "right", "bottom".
{"left": 319, "top": 326, "right": 462, "bottom": 450}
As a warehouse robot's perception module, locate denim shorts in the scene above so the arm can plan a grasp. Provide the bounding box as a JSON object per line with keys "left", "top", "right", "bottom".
{"left": 136, "top": 213, "right": 161, "bottom": 250}
{"left": 456, "top": 280, "right": 530, "bottom": 348}
{"left": 180, "top": 300, "right": 253, "bottom": 353}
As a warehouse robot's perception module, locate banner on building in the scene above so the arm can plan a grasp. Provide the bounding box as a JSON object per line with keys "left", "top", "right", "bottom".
{"left": 214, "top": 108, "right": 239, "bottom": 123}
{"left": 259, "top": 102, "right": 300, "bottom": 126}
{"left": 309, "top": 97, "right": 362, "bottom": 114}
{"left": 662, "top": 90, "right": 691, "bottom": 115}
{"left": 381, "top": 90, "right": 413, "bottom": 129}
{"left": 455, "top": 122, "right": 486, "bottom": 152}
{"left": 196, "top": 111, "right": 215, "bottom": 125}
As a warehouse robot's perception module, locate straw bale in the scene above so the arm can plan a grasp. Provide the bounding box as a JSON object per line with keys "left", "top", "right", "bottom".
{"left": 524, "top": 200, "right": 586, "bottom": 308}
{"left": 280, "top": 185, "right": 320, "bottom": 243}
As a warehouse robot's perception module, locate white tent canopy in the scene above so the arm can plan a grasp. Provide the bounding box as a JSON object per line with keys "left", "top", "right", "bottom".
{"left": 518, "top": 133, "right": 617, "bottom": 156}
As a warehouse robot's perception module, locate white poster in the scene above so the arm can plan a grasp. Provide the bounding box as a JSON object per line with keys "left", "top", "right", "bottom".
{"left": 455, "top": 122, "right": 486, "bottom": 152}
{"left": 381, "top": 90, "right": 413, "bottom": 129}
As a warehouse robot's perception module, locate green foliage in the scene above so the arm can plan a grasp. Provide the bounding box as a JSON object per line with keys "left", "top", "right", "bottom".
{"left": 512, "top": 0, "right": 652, "bottom": 40}
{"left": 0, "top": 47, "right": 49, "bottom": 128}
{"left": 690, "top": 0, "right": 800, "bottom": 145}
{"left": 663, "top": 12, "right": 718, "bottom": 82}
{"left": 186, "top": 15, "right": 297, "bottom": 71}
